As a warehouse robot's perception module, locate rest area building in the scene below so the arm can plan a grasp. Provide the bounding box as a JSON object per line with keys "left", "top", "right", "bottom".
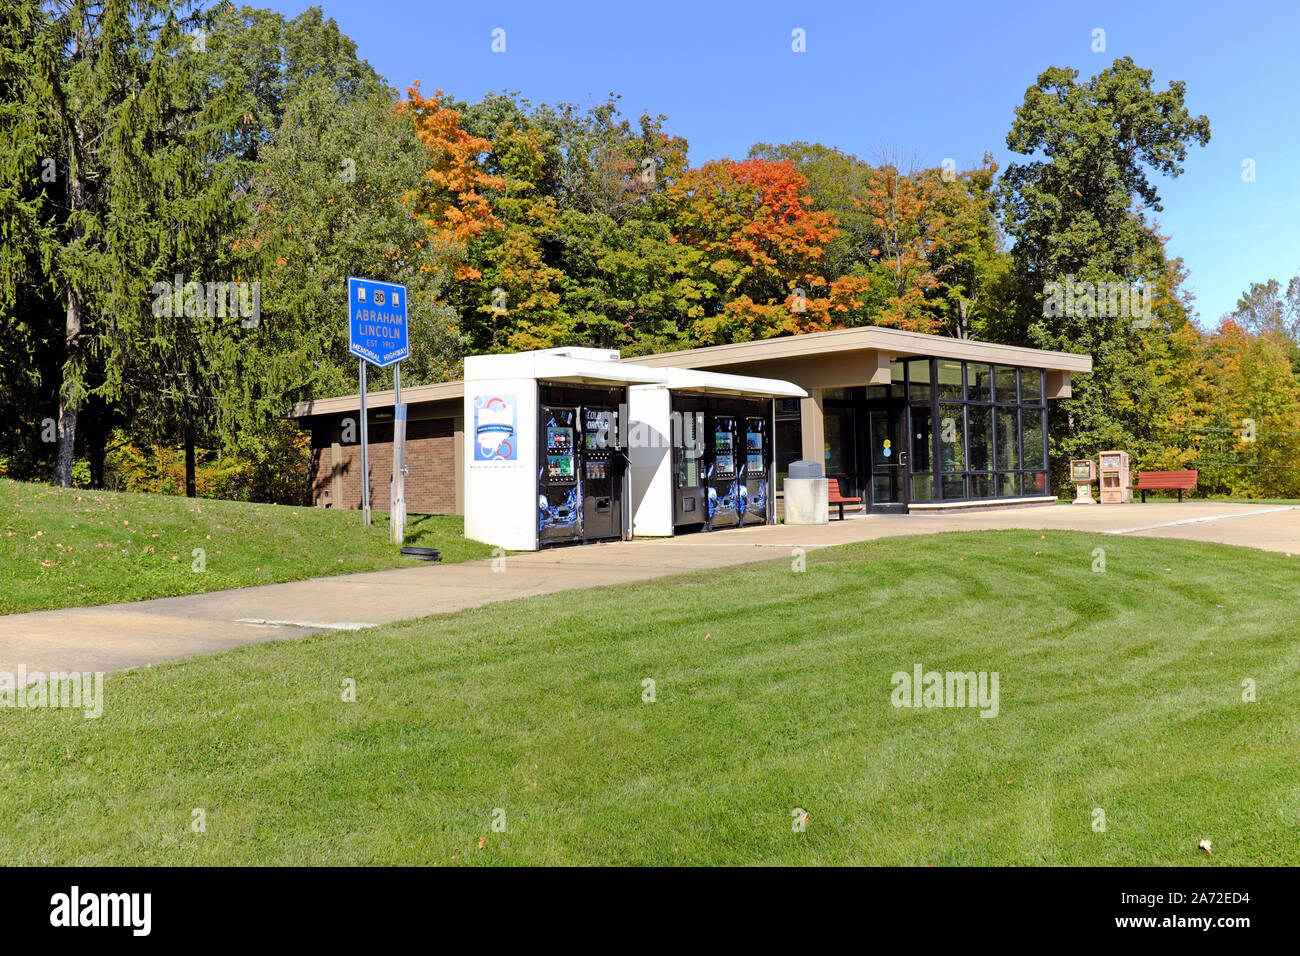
{"left": 289, "top": 326, "right": 1092, "bottom": 548}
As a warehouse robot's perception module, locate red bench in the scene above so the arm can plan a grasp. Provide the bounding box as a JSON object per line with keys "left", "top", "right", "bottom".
{"left": 827, "top": 478, "right": 862, "bottom": 520}
{"left": 1133, "top": 469, "right": 1198, "bottom": 503}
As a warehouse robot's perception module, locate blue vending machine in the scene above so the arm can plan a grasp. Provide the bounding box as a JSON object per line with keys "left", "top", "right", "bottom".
{"left": 706, "top": 415, "right": 740, "bottom": 529}
{"left": 538, "top": 405, "right": 581, "bottom": 545}
{"left": 739, "top": 415, "right": 768, "bottom": 525}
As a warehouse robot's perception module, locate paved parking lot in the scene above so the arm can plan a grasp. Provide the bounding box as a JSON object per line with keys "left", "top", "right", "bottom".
{"left": 2, "top": 500, "right": 1296, "bottom": 678}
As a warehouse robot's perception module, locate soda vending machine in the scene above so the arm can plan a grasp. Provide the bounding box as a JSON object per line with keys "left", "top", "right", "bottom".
{"left": 706, "top": 415, "right": 740, "bottom": 528}
{"left": 581, "top": 406, "right": 623, "bottom": 542}
{"left": 739, "top": 415, "right": 768, "bottom": 525}
{"left": 539, "top": 405, "right": 581, "bottom": 545}
{"left": 672, "top": 408, "right": 706, "bottom": 528}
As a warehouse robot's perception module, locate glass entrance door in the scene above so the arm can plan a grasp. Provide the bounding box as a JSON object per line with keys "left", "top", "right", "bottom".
{"left": 867, "top": 403, "right": 909, "bottom": 514}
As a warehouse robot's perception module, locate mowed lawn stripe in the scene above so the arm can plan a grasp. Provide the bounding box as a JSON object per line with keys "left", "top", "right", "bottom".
{"left": 0, "top": 530, "right": 1296, "bottom": 865}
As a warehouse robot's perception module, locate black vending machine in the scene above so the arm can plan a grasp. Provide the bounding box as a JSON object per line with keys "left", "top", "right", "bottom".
{"left": 739, "top": 415, "right": 768, "bottom": 525}
{"left": 672, "top": 408, "right": 706, "bottom": 528}
{"left": 581, "top": 406, "right": 623, "bottom": 542}
{"left": 706, "top": 415, "right": 740, "bottom": 529}
{"left": 539, "top": 405, "right": 581, "bottom": 546}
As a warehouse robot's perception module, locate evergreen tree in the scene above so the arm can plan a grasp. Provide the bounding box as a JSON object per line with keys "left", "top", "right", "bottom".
{"left": 12, "top": 0, "right": 241, "bottom": 488}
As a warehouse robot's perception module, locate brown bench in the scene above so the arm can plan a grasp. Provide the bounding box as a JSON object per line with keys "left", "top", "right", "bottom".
{"left": 828, "top": 478, "right": 862, "bottom": 519}
{"left": 1133, "top": 469, "right": 1198, "bottom": 503}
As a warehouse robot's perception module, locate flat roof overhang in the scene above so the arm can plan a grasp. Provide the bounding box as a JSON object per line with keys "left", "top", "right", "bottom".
{"left": 288, "top": 326, "right": 1088, "bottom": 419}
{"left": 290, "top": 379, "right": 462, "bottom": 419}
{"left": 625, "top": 326, "right": 1093, "bottom": 375}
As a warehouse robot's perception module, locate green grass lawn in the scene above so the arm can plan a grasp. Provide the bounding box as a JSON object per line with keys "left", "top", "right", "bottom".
{"left": 0, "top": 478, "right": 493, "bottom": 614}
{"left": 1, "top": 529, "right": 1296, "bottom": 865}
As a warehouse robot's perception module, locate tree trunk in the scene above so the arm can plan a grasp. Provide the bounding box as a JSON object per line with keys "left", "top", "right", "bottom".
{"left": 54, "top": 285, "right": 82, "bottom": 487}
{"left": 184, "top": 424, "right": 197, "bottom": 498}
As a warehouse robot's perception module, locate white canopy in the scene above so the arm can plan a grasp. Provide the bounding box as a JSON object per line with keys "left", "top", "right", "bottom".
{"left": 466, "top": 348, "right": 805, "bottom": 398}
{"left": 660, "top": 367, "right": 807, "bottom": 398}
{"left": 533, "top": 354, "right": 668, "bottom": 386}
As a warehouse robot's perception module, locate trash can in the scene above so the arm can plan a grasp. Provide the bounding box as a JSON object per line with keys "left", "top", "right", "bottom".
{"left": 784, "top": 460, "right": 828, "bottom": 525}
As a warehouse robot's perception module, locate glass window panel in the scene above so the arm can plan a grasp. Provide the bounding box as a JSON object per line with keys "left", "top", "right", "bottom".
{"left": 1021, "top": 408, "right": 1046, "bottom": 470}
{"left": 994, "top": 365, "right": 1018, "bottom": 403}
{"left": 970, "top": 474, "right": 992, "bottom": 499}
{"left": 1020, "top": 369, "right": 1043, "bottom": 404}
{"left": 996, "top": 408, "right": 1019, "bottom": 470}
{"left": 774, "top": 417, "right": 803, "bottom": 491}
{"left": 941, "top": 475, "right": 965, "bottom": 500}
{"left": 967, "top": 405, "right": 992, "bottom": 472}
{"left": 998, "top": 472, "right": 1020, "bottom": 497}
{"left": 911, "top": 474, "right": 935, "bottom": 501}
{"left": 936, "top": 359, "right": 963, "bottom": 400}
{"left": 968, "top": 364, "right": 993, "bottom": 402}
{"left": 939, "top": 403, "right": 965, "bottom": 472}
{"left": 911, "top": 406, "right": 932, "bottom": 472}
{"left": 870, "top": 410, "right": 897, "bottom": 468}
{"left": 1025, "top": 471, "right": 1048, "bottom": 495}
{"left": 908, "top": 359, "right": 932, "bottom": 401}
{"left": 823, "top": 407, "right": 855, "bottom": 475}
{"left": 865, "top": 385, "right": 890, "bottom": 401}
{"left": 890, "top": 360, "right": 906, "bottom": 398}
{"left": 823, "top": 387, "right": 853, "bottom": 400}
{"left": 909, "top": 361, "right": 930, "bottom": 403}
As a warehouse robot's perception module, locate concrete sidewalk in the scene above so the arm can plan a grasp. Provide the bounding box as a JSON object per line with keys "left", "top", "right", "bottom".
{"left": 2, "top": 500, "right": 1297, "bottom": 678}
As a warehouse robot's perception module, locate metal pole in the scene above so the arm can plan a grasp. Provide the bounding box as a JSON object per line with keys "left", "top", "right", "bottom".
{"left": 360, "top": 359, "right": 371, "bottom": 526}
{"left": 769, "top": 399, "right": 777, "bottom": 524}
{"left": 390, "top": 364, "right": 407, "bottom": 545}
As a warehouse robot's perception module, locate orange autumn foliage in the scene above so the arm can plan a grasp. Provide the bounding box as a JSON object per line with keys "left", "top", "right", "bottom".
{"left": 398, "top": 84, "right": 506, "bottom": 280}
{"left": 854, "top": 166, "right": 950, "bottom": 333}
{"left": 667, "top": 158, "right": 870, "bottom": 342}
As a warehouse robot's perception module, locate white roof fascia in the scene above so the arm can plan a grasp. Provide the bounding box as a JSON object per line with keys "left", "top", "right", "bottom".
{"left": 663, "top": 367, "right": 808, "bottom": 398}
{"left": 532, "top": 354, "right": 669, "bottom": 385}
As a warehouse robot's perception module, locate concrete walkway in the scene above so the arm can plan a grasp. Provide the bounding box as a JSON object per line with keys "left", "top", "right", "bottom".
{"left": 2, "top": 500, "right": 1297, "bottom": 678}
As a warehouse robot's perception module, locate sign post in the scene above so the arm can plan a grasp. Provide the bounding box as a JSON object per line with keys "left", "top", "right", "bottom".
{"left": 390, "top": 364, "right": 406, "bottom": 544}
{"left": 359, "top": 360, "right": 371, "bottom": 525}
{"left": 346, "top": 277, "right": 409, "bottom": 537}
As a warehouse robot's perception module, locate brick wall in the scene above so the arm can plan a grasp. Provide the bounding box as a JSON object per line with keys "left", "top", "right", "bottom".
{"left": 307, "top": 416, "right": 458, "bottom": 514}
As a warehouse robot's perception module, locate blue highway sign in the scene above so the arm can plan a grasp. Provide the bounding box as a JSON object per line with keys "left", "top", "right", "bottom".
{"left": 347, "top": 276, "right": 409, "bottom": 368}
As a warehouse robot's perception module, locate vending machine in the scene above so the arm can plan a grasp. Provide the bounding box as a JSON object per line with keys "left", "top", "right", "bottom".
{"left": 739, "top": 415, "right": 769, "bottom": 525}
{"left": 672, "top": 408, "right": 707, "bottom": 528}
{"left": 581, "top": 406, "right": 623, "bottom": 542}
{"left": 706, "top": 415, "right": 740, "bottom": 528}
{"left": 538, "top": 405, "right": 581, "bottom": 545}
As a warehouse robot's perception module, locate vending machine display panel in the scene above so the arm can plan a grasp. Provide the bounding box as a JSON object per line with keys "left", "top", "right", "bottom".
{"left": 713, "top": 427, "right": 735, "bottom": 479}
{"left": 545, "top": 426, "right": 575, "bottom": 478}
{"left": 746, "top": 431, "right": 763, "bottom": 473}
{"left": 584, "top": 408, "right": 616, "bottom": 451}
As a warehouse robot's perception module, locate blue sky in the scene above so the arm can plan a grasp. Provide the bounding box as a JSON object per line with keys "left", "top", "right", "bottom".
{"left": 269, "top": 0, "right": 1299, "bottom": 326}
